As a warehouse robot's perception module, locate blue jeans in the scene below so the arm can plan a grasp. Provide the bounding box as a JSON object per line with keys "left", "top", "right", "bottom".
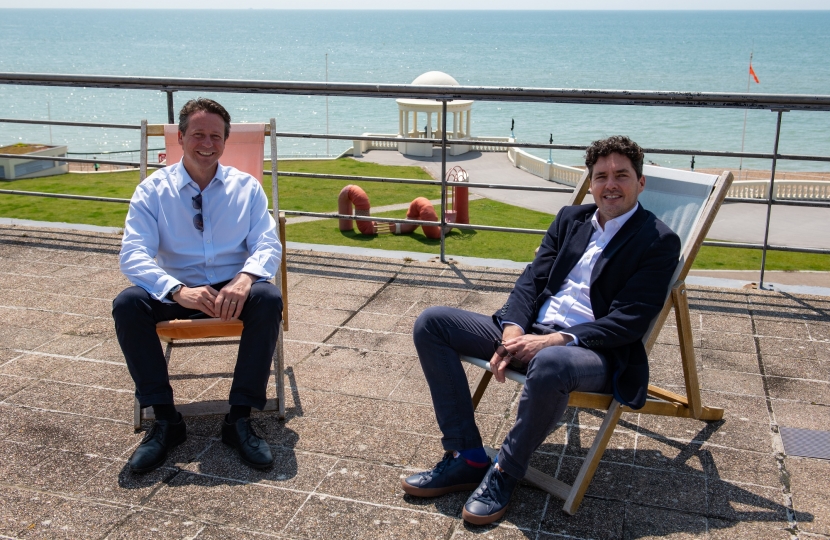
{"left": 413, "top": 306, "right": 611, "bottom": 480}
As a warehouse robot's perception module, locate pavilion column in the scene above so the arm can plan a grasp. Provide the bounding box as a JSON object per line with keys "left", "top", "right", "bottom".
{"left": 437, "top": 111, "right": 442, "bottom": 138}
{"left": 427, "top": 112, "right": 432, "bottom": 137}
{"left": 466, "top": 109, "right": 471, "bottom": 138}
{"left": 453, "top": 112, "right": 458, "bottom": 138}
{"left": 404, "top": 110, "right": 409, "bottom": 137}
{"left": 412, "top": 111, "right": 417, "bottom": 137}
{"left": 398, "top": 110, "right": 403, "bottom": 136}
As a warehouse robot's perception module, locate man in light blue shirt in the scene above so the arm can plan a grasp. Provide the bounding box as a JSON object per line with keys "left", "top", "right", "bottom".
{"left": 113, "top": 98, "right": 282, "bottom": 474}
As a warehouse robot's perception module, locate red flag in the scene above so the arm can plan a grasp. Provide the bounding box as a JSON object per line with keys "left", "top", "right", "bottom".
{"left": 749, "top": 63, "right": 760, "bottom": 84}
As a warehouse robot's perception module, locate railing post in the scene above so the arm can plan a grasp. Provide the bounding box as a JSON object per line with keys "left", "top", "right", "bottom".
{"left": 440, "top": 99, "right": 448, "bottom": 263}
{"left": 139, "top": 120, "right": 147, "bottom": 181}
{"left": 270, "top": 118, "right": 279, "bottom": 214}
{"left": 759, "top": 110, "right": 786, "bottom": 290}
{"left": 166, "top": 91, "right": 175, "bottom": 124}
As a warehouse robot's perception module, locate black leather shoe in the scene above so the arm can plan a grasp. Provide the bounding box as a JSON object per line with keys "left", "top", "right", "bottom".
{"left": 462, "top": 464, "right": 518, "bottom": 525}
{"left": 128, "top": 417, "right": 187, "bottom": 474}
{"left": 401, "top": 451, "right": 491, "bottom": 497}
{"left": 221, "top": 416, "right": 274, "bottom": 469}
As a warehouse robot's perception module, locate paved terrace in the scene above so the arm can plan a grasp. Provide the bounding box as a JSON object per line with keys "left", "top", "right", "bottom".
{"left": 0, "top": 224, "right": 828, "bottom": 540}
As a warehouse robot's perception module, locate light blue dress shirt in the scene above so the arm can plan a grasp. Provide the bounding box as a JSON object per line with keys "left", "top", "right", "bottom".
{"left": 119, "top": 160, "right": 281, "bottom": 302}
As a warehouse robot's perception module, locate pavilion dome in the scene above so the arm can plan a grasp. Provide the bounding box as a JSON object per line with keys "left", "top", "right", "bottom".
{"left": 411, "top": 71, "right": 460, "bottom": 86}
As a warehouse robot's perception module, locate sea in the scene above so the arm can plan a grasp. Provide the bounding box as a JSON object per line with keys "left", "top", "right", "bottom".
{"left": 1, "top": 9, "right": 829, "bottom": 172}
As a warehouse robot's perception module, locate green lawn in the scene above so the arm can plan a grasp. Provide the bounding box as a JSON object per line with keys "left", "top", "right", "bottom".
{"left": 1, "top": 158, "right": 828, "bottom": 269}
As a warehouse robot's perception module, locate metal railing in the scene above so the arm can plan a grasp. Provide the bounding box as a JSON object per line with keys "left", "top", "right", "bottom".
{"left": 2, "top": 72, "right": 830, "bottom": 288}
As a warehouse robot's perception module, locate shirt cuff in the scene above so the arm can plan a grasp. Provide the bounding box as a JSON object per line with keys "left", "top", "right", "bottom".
{"left": 499, "top": 320, "right": 525, "bottom": 334}
{"left": 240, "top": 262, "right": 271, "bottom": 281}
{"left": 560, "top": 332, "right": 578, "bottom": 346}
{"left": 155, "top": 278, "right": 184, "bottom": 304}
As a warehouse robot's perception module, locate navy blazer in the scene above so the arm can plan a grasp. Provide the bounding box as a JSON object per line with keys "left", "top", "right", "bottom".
{"left": 494, "top": 203, "right": 681, "bottom": 409}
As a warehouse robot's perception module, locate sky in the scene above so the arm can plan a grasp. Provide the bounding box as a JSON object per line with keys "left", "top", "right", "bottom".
{"left": 0, "top": 1, "right": 827, "bottom": 8}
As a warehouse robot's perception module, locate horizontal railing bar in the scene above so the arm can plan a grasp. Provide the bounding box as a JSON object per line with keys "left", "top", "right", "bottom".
{"left": 274, "top": 131, "right": 830, "bottom": 162}
{"left": 272, "top": 171, "right": 440, "bottom": 185}
{"left": 723, "top": 197, "right": 830, "bottom": 208}
{"left": 0, "top": 153, "right": 164, "bottom": 169}
{"left": 0, "top": 189, "right": 131, "bottom": 203}
{"left": 0, "top": 117, "right": 140, "bottom": 130}
{"left": 283, "top": 210, "right": 437, "bottom": 228}
{"left": 68, "top": 148, "right": 165, "bottom": 155}
{"left": 283, "top": 210, "right": 547, "bottom": 235}
{"left": 276, "top": 132, "right": 440, "bottom": 145}
{"left": 3, "top": 73, "right": 830, "bottom": 111}
{"left": 439, "top": 222, "right": 547, "bottom": 235}
{"left": 702, "top": 240, "right": 830, "bottom": 255}
{"left": 271, "top": 171, "right": 573, "bottom": 193}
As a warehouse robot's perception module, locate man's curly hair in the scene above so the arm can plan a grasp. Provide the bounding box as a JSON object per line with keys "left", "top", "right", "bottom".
{"left": 178, "top": 98, "right": 231, "bottom": 140}
{"left": 584, "top": 135, "right": 644, "bottom": 178}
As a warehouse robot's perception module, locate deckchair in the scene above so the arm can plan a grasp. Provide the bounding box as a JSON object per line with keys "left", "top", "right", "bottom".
{"left": 132, "top": 120, "right": 288, "bottom": 429}
{"left": 460, "top": 165, "right": 734, "bottom": 515}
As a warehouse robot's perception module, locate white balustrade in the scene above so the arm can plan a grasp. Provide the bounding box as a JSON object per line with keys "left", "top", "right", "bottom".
{"left": 728, "top": 179, "right": 830, "bottom": 200}
{"left": 508, "top": 147, "right": 583, "bottom": 186}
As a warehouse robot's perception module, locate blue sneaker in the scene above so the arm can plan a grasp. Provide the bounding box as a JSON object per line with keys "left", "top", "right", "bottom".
{"left": 462, "top": 464, "right": 518, "bottom": 525}
{"left": 402, "top": 451, "right": 491, "bottom": 497}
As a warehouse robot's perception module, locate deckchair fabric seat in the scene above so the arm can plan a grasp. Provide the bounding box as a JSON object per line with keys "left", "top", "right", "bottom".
{"left": 461, "top": 165, "right": 734, "bottom": 515}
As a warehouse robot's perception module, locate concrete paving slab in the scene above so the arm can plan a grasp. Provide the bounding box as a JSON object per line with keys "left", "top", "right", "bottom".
{"left": 2, "top": 223, "right": 830, "bottom": 539}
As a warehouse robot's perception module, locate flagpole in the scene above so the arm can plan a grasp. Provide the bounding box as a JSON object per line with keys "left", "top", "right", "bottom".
{"left": 739, "top": 50, "right": 753, "bottom": 173}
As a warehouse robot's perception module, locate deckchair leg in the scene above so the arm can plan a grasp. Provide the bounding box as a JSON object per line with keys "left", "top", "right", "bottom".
{"left": 671, "top": 282, "right": 702, "bottom": 419}
{"left": 471, "top": 370, "right": 493, "bottom": 411}
{"left": 274, "top": 323, "right": 286, "bottom": 421}
{"left": 562, "top": 400, "right": 623, "bottom": 515}
{"left": 134, "top": 397, "right": 142, "bottom": 431}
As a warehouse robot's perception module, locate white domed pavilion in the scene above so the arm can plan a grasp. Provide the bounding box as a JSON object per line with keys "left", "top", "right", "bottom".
{"left": 396, "top": 71, "right": 474, "bottom": 157}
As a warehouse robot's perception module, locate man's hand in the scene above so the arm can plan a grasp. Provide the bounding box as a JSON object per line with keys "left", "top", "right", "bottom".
{"left": 214, "top": 272, "right": 256, "bottom": 321}
{"left": 172, "top": 285, "right": 220, "bottom": 317}
{"left": 489, "top": 326, "right": 574, "bottom": 383}
{"left": 489, "top": 325, "right": 524, "bottom": 383}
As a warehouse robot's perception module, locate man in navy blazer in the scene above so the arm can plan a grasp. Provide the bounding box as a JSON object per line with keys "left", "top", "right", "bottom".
{"left": 401, "top": 136, "right": 681, "bottom": 525}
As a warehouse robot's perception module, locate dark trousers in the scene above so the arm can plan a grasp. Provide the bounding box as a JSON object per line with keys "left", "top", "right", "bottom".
{"left": 112, "top": 281, "right": 282, "bottom": 410}
{"left": 413, "top": 306, "right": 612, "bottom": 480}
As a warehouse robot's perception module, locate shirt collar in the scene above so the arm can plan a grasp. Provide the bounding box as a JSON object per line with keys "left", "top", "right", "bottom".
{"left": 173, "top": 160, "right": 227, "bottom": 191}
{"left": 591, "top": 202, "right": 639, "bottom": 233}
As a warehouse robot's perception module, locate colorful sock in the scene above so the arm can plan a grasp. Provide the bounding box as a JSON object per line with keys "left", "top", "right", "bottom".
{"left": 457, "top": 447, "right": 489, "bottom": 467}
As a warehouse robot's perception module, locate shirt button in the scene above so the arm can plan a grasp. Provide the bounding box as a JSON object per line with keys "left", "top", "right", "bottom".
{"left": 206, "top": 240, "right": 211, "bottom": 244}
{"left": 208, "top": 258, "right": 212, "bottom": 263}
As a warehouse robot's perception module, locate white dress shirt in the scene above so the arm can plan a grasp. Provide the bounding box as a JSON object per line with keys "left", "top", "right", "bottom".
{"left": 505, "top": 203, "right": 639, "bottom": 345}
{"left": 119, "top": 160, "right": 281, "bottom": 303}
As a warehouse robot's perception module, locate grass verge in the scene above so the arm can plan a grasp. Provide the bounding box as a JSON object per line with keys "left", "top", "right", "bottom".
{"left": 0, "top": 158, "right": 828, "bottom": 270}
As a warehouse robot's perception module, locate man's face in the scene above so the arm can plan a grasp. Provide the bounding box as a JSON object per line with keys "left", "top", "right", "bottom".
{"left": 178, "top": 110, "right": 226, "bottom": 173}
{"left": 590, "top": 153, "right": 645, "bottom": 226}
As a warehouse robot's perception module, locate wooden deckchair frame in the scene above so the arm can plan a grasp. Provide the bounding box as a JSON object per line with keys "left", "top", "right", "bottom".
{"left": 132, "top": 120, "right": 288, "bottom": 429}
{"left": 461, "top": 167, "right": 734, "bottom": 515}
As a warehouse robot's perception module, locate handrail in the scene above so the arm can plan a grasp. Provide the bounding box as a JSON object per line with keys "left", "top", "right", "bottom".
{"left": 3, "top": 72, "right": 830, "bottom": 110}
